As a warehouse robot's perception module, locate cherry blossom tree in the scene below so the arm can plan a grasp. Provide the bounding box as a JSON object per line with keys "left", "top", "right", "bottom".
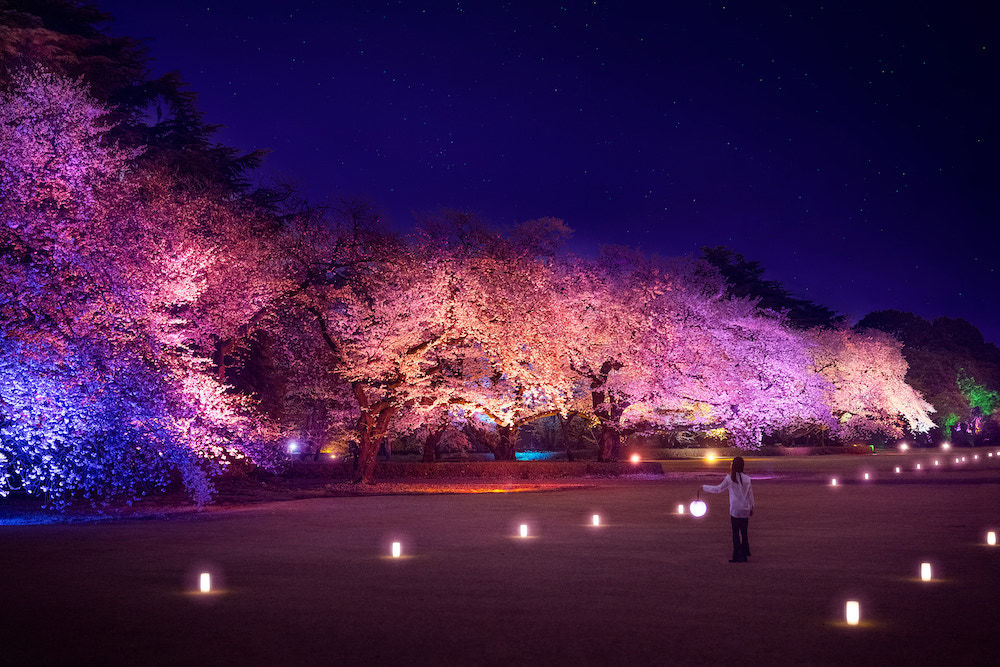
{"left": 596, "top": 257, "right": 832, "bottom": 449}
{"left": 1, "top": 68, "right": 278, "bottom": 506}
{"left": 809, "top": 328, "right": 935, "bottom": 440}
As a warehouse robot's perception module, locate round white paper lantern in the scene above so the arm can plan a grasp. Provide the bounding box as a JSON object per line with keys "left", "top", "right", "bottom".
{"left": 689, "top": 500, "right": 707, "bottom": 517}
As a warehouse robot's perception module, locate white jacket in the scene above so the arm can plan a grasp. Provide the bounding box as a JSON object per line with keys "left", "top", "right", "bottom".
{"left": 703, "top": 473, "right": 755, "bottom": 518}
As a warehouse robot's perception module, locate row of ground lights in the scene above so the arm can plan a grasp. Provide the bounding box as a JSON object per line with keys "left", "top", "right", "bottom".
{"left": 844, "top": 534, "right": 997, "bottom": 625}
{"left": 838, "top": 447, "right": 999, "bottom": 625}
{"left": 193, "top": 526, "right": 999, "bottom": 598}
{"left": 830, "top": 449, "right": 1000, "bottom": 485}
{"left": 627, "top": 446, "right": 1000, "bottom": 466}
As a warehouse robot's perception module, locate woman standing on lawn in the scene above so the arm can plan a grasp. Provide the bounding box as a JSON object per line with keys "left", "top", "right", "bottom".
{"left": 702, "top": 456, "right": 755, "bottom": 563}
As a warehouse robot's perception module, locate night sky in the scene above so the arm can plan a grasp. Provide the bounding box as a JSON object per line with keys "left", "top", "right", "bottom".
{"left": 100, "top": 1, "right": 999, "bottom": 342}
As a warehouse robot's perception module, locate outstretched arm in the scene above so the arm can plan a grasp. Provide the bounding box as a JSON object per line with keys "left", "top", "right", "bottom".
{"left": 702, "top": 477, "right": 729, "bottom": 494}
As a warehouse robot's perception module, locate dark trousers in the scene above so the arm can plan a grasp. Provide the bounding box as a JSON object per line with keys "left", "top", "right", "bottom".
{"left": 730, "top": 516, "right": 750, "bottom": 561}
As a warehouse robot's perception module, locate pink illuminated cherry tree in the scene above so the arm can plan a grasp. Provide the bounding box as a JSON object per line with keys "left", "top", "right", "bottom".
{"left": 1, "top": 69, "right": 279, "bottom": 506}
{"left": 809, "top": 328, "right": 935, "bottom": 439}
{"left": 1, "top": 69, "right": 941, "bottom": 504}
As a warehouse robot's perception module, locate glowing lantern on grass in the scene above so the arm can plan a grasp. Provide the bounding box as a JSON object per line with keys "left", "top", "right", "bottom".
{"left": 830, "top": 478, "right": 838, "bottom": 486}
{"left": 863, "top": 473, "right": 870, "bottom": 480}
{"left": 941, "top": 442, "right": 951, "bottom": 451}
{"left": 954, "top": 458, "right": 960, "bottom": 464}
{"left": 894, "top": 467, "right": 901, "bottom": 474}
{"left": 288, "top": 441, "right": 299, "bottom": 454}
{"left": 630, "top": 454, "right": 641, "bottom": 464}
{"left": 705, "top": 452, "right": 716, "bottom": 462}
{"left": 962, "top": 457, "right": 966, "bottom": 462}
{"left": 845, "top": 601, "right": 860, "bottom": 625}
{"left": 520, "top": 524, "right": 529, "bottom": 538}
{"left": 677, "top": 504, "right": 685, "bottom": 515}
{"left": 974, "top": 455, "right": 979, "bottom": 460}
{"left": 934, "top": 460, "right": 939, "bottom": 466}
{"left": 391, "top": 542, "right": 401, "bottom": 558}
{"left": 899, "top": 443, "right": 909, "bottom": 452}
{"left": 920, "top": 563, "right": 931, "bottom": 581}
{"left": 592, "top": 514, "right": 601, "bottom": 526}
{"left": 988, "top": 531, "right": 997, "bottom": 546}
{"left": 916, "top": 464, "right": 921, "bottom": 470}
{"left": 199, "top": 573, "right": 211, "bottom": 593}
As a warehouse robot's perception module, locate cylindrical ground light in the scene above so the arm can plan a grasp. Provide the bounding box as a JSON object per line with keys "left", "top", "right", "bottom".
{"left": 845, "top": 600, "right": 860, "bottom": 625}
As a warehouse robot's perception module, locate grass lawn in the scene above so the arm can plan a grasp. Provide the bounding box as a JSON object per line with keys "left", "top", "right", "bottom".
{"left": 1, "top": 452, "right": 999, "bottom": 665}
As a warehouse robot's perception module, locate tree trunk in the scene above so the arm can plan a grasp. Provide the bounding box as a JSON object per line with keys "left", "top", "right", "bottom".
{"left": 214, "top": 339, "right": 234, "bottom": 383}
{"left": 493, "top": 426, "right": 517, "bottom": 461}
{"left": 597, "top": 424, "right": 620, "bottom": 462}
{"left": 356, "top": 425, "right": 379, "bottom": 484}
{"left": 422, "top": 428, "right": 444, "bottom": 462}
{"left": 559, "top": 414, "right": 575, "bottom": 462}
{"left": 353, "top": 402, "right": 398, "bottom": 484}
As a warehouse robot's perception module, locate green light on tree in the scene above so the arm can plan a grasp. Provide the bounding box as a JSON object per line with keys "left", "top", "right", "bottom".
{"left": 957, "top": 371, "right": 999, "bottom": 416}
{"left": 942, "top": 413, "right": 959, "bottom": 439}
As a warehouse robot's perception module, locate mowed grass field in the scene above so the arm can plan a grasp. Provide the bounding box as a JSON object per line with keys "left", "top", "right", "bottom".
{"left": 2, "top": 452, "right": 999, "bottom": 666}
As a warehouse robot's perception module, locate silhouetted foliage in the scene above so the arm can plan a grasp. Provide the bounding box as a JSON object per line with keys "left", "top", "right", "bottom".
{"left": 857, "top": 310, "right": 1000, "bottom": 443}
{"left": 0, "top": 0, "right": 265, "bottom": 192}
{"left": 700, "top": 246, "right": 844, "bottom": 329}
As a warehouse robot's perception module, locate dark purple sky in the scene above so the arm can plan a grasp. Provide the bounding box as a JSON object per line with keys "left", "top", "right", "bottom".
{"left": 101, "top": 1, "right": 999, "bottom": 342}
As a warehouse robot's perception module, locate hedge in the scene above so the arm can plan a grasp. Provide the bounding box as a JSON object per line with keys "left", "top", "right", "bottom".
{"left": 284, "top": 460, "right": 665, "bottom": 479}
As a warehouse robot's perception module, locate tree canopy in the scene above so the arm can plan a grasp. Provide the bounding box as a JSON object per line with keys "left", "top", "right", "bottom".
{"left": 3, "top": 4, "right": 991, "bottom": 508}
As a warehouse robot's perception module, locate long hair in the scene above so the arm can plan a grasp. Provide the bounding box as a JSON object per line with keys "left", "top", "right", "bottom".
{"left": 730, "top": 456, "right": 745, "bottom": 484}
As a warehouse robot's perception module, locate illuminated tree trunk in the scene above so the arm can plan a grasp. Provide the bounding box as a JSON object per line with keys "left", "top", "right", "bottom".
{"left": 597, "top": 424, "right": 620, "bottom": 462}
{"left": 356, "top": 423, "right": 379, "bottom": 484}
{"left": 493, "top": 426, "right": 517, "bottom": 461}
{"left": 591, "top": 360, "right": 624, "bottom": 462}
{"left": 352, "top": 386, "right": 397, "bottom": 484}
{"left": 559, "top": 413, "right": 575, "bottom": 462}
{"left": 422, "top": 427, "right": 444, "bottom": 462}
